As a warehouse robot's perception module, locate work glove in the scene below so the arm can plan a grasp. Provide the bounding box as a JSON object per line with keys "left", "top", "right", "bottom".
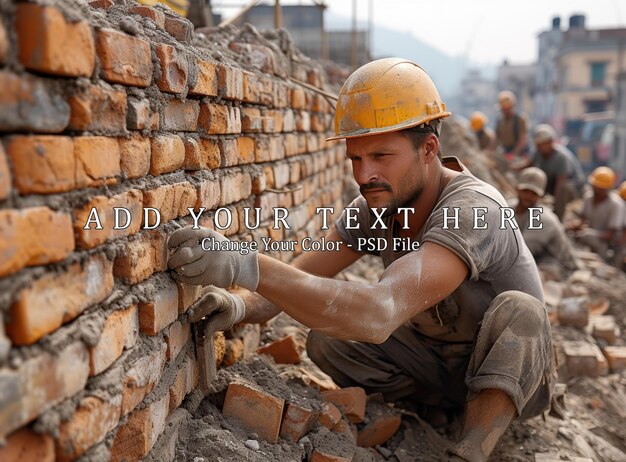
{"left": 167, "top": 226, "right": 259, "bottom": 291}
{"left": 188, "top": 286, "right": 246, "bottom": 328}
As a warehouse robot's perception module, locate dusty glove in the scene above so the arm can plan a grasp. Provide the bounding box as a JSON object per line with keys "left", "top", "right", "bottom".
{"left": 167, "top": 226, "right": 259, "bottom": 291}
{"left": 189, "top": 286, "right": 246, "bottom": 328}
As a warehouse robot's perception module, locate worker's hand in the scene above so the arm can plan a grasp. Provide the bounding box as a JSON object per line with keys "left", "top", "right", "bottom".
{"left": 192, "top": 286, "right": 246, "bottom": 331}
{"left": 167, "top": 226, "right": 259, "bottom": 291}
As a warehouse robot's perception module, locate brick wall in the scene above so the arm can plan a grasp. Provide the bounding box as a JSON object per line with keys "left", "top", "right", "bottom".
{"left": 0, "top": 1, "right": 348, "bottom": 460}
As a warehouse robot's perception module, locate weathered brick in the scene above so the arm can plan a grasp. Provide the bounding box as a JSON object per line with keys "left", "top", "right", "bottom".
{"left": 291, "top": 87, "right": 306, "bottom": 109}
{"left": 603, "top": 346, "right": 626, "bottom": 373}
{"left": 236, "top": 136, "right": 256, "bottom": 165}
{"left": 321, "top": 387, "right": 366, "bottom": 423}
{"left": 89, "top": 0, "right": 114, "bottom": 9}
{"left": 139, "top": 280, "right": 179, "bottom": 335}
{"left": 69, "top": 84, "right": 127, "bottom": 132}
{"left": 219, "top": 139, "right": 239, "bottom": 167}
{"left": 97, "top": 29, "right": 152, "bottom": 87}
{"left": 183, "top": 137, "right": 220, "bottom": 170}
{"left": 280, "top": 402, "right": 318, "bottom": 442}
{"left": 217, "top": 64, "right": 244, "bottom": 100}
{"left": 296, "top": 111, "right": 311, "bottom": 132}
{"left": 563, "top": 340, "right": 608, "bottom": 378}
{"left": 74, "top": 189, "right": 143, "bottom": 248}
{"left": 0, "top": 341, "right": 89, "bottom": 438}
{"left": 356, "top": 412, "right": 401, "bottom": 447}
{"left": 165, "top": 320, "right": 191, "bottom": 361}
{"left": 273, "top": 81, "right": 290, "bottom": 108}
{"left": 90, "top": 305, "right": 139, "bottom": 376}
{"left": 119, "top": 134, "right": 151, "bottom": 179}
{"left": 121, "top": 341, "right": 167, "bottom": 416}
{"left": 283, "top": 109, "right": 296, "bottom": 132}
{"left": 56, "top": 395, "right": 121, "bottom": 462}
{"left": 223, "top": 382, "right": 285, "bottom": 443}
{"left": 74, "top": 136, "right": 121, "bottom": 187}
{"left": 114, "top": 230, "right": 167, "bottom": 284}
{"left": 0, "top": 144, "right": 9, "bottom": 200}
{"left": 130, "top": 5, "right": 165, "bottom": 28}
{"left": 143, "top": 182, "right": 196, "bottom": 225}
{"left": 169, "top": 356, "right": 197, "bottom": 412}
{"left": 150, "top": 135, "right": 185, "bottom": 176}
{"left": 6, "top": 254, "right": 113, "bottom": 345}
{"left": 161, "top": 99, "right": 200, "bottom": 131}
{"left": 189, "top": 59, "right": 217, "bottom": 96}
{"left": 176, "top": 282, "right": 205, "bottom": 314}
{"left": 0, "top": 19, "right": 8, "bottom": 64}
{"left": 0, "top": 71, "right": 70, "bottom": 133}
{"left": 558, "top": 297, "right": 589, "bottom": 328}
{"left": 127, "top": 97, "right": 152, "bottom": 130}
{"left": 229, "top": 42, "right": 279, "bottom": 75}
{"left": 198, "top": 103, "right": 241, "bottom": 135}
{"left": 219, "top": 172, "right": 252, "bottom": 206}
{"left": 155, "top": 44, "right": 188, "bottom": 94}
{"left": 264, "top": 109, "right": 283, "bottom": 132}
{"left": 310, "top": 430, "right": 355, "bottom": 462}
{"left": 16, "top": 4, "right": 95, "bottom": 77}
{"left": 0, "top": 428, "right": 55, "bottom": 462}
{"left": 164, "top": 14, "right": 193, "bottom": 43}
{"left": 241, "top": 107, "right": 263, "bottom": 132}
{"left": 111, "top": 393, "right": 169, "bottom": 462}
{"left": 242, "top": 71, "right": 273, "bottom": 104}
{"left": 257, "top": 335, "right": 300, "bottom": 364}
{"left": 589, "top": 315, "right": 620, "bottom": 345}
{"left": 194, "top": 178, "right": 221, "bottom": 210}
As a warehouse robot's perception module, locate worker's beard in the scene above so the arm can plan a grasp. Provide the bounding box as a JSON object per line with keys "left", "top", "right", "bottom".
{"left": 361, "top": 179, "right": 424, "bottom": 218}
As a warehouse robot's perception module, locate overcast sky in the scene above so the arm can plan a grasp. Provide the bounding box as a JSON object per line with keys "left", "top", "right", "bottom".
{"left": 215, "top": 0, "right": 626, "bottom": 65}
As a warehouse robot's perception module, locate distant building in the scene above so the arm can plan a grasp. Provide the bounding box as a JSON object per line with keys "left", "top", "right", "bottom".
{"left": 497, "top": 60, "right": 537, "bottom": 125}
{"left": 535, "top": 17, "right": 563, "bottom": 129}
{"left": 458, "top": 69, "right": 497, "bottom": 123}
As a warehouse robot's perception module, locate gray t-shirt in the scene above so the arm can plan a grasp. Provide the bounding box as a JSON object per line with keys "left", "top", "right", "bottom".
{"left": 582, "top": 191, "right": 624, "bottom": 232}
{"left": 335, "top": 158, "right": 543, "bottom": 342}
{"left": 533, "top": 144, "right": 584, "bottom": 195}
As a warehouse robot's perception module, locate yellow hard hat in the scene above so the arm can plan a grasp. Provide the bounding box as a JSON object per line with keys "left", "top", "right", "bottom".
{"left": 619, "top": 181, "right": 626, "bottom": 200}
{"left": 588, "top": 166, "right": 616, "bottom": 190}
{"left": 470, "top": 111, "right": 488, "bottom": 131}
{"left": 328, "top": 58, "right": 451, "bottom": 141}
{"left": 498, "top": 90, "right": 516, "bottom": 109}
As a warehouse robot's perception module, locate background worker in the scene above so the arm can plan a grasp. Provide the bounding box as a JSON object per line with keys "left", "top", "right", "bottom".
{"left": 469, "top": 111, "right": 495, "bottom": 151}
{"left": 495, "top": 90, "right": 528, "bottom": 162}
{"left": 168, "top": 58, "right": 553, "bottom": 462}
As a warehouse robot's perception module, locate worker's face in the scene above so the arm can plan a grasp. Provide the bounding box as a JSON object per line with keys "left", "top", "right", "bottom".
{"left": 346, "top": 131, "right": 431, "bottom": 215}
{"left": 536, "top": 140, "right": 553, "bottom": 157}
{"left": 500, "top": 103, "right": 514, "bottom": 117}
{"left": 592, "top": 186, "right": 609, "bottom": 200}
{"left": 517, "top": 188, "right": 540, "bottom": 210}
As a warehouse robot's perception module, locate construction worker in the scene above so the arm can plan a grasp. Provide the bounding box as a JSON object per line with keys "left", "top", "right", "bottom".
{"left": 469, "top": 111, "right": 495, "bottom": 151}
{"left": 570, "top": 167, "right": 624, "bottom": 263}
{"left": 531, "top": 124, "right": 585, "bottom": 221}
{"left": 495, "top": 90, "right": 528, "bottom": 162}
{"left": 167, "top": 58, "right": 552, "bottom": 462}
{"left": 514, "top": 167, "right": 579, "bottom": 277}
{"left": 616, "top": 181, "right": 626, "bottom": 270}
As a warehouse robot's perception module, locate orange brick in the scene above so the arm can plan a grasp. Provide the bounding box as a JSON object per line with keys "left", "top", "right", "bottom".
{"left": 291, "top": 87, "right": 306, "bottom": 109}
{"left": 0, "top": 144, "right": 9, "bottom": 200}
{"left": 195, "top": 178, "right": 221, "bottom": 210}
{"left": 219, "top": 139, "right": 239, "bottom": 167}
{"left": 69, "top": 84, "right": 127, "bottom": 132}
{"left": 236, "top": 136, "right": 256, "bottom": 165}
{"left": 6, "top": 135, "right": 75, "bottom": 194}
{"left": 150, "top": 135, "right": 185, "bottom": 176}
{"left": 165, "top": 320, "right": 191, "bottom": 361}
{"left": 121, "top": 341, "right": 167, "bottom": 416}
{"left": 169, "top": 355, "right": 198, "bottom": 412}
{"left": 176, "top": 282, "right": 205, "bottom": 314}
{"left": 119, "top": 134, "right": 151, "bottom": 179}
{"left": 242, "top": 71, "right": 273, "bottom": 104}
{"left": 280, "top": 402, "right": 318, "bottom": 442}
{"left": 130, "top": 5, "right": 165, "bottom": 27}
{"left": 89, "top": 305, "right": 139, "bottom": 376}
{"left": 223, "top": 382, "right": 285, "bottom": 443}
{"left": 74, "top": 136, "right": 121, "bottom": 187}
{"left": 114, "top": 230, "right": 167, "bottom": 284}
{"left": 111, "top": 393, "right": 169, "bottom": 462}
{"left": 0, "top": 341, "right": 90, "bottom": 438}
{"left": 0, "top": 207, "right": 74, "bottom": 278}
{"left": 139, "top": 280, "right": 179, "bottom": 335}
{"left": 6, "top": 254, "right": 113, "bottom": 345}
{"left": 15, "top": 4, "right": 94, "bottom": 77}
{"left": 0, "top": 19, "right": 8, "bottom": 64}
{"left": 198, "top": 103, "right": 241, "bottom": 135}
{"left": 189, "top": 59, "right": 218, "bottom": 96}
{"left": 241, "top": 107, "right": 263, "bottom": 132}
{"left": 161, "top": 99, "right": 200, "bottom": 132}
{"left": 603, "top": 346, "right": 626, "bottom": 373}
{"left": 97, "top": 29, "right": 152, "bottom": 87}
{"left": 217, "top": 63, "right": 244, "bottom": 100}
{"left": 155, "top": 44, "right": 188, "bottom": 94}
{"left": 356, "top": 413, "right": 401, "bottom": 447}
{"left": 257, "top": 335, "right": 300, "bottom": 364}
{"left": 321, "top": 387, "right": 366, "bottom": 423}
{"left": 318, "top": 402, "right": 342, "bottom": 429}
{"left": 73, "top": 189, "right": 143, "bottom": 249}
{"left": 56, "top": 396, "right": 121, "bottom": 462}
{"left": 127, "top": 97, "right": 152, "bottom": 130}
{"left": 589, "top": 315, "right": 620, "bottom": 345}
{"left": 0, "top": 428, "right": 55, "bottom": 462}
{"left": 143, "top": 182, "right": 197, "bottom": 225}
{"left": 264, "top": 109, "right": 283, "bottom": 132}
{"left": 219, "top": 172, "right": 252, "bottom": 206}
{"left": 89, "top": 0, "right": 114, "bottom": 8}
{"left": 182, "top": 137, "right": 220, "bottom": 170}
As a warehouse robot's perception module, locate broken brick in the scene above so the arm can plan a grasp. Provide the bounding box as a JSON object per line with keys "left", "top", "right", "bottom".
{"left": 602, "top": 346, "right": 626, "bottom": 373}
{"left": 257, "top": 335, "right": 301, "bottom": 364}
{"left": 280, "top": 402, "right": 319, "bottom": 442}
{"left": 321, "top": 387, "right": 367, "bottom": 423}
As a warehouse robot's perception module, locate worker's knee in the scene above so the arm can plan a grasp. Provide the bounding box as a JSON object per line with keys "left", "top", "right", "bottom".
{"left": 485, "top": 290, "right": 548, "bottom": 338}
{"left": 306, "top": 330, "right": 331, "bottom": 367}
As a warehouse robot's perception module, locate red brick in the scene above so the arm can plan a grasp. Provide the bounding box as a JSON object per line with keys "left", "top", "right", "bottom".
{"left": 121, "top": 341, "right": 167, "bottom": 416}
{"left": 139, "top": 280, "right": 179, "bottom": 335}
{"left": 97, "top": 29, "right": 152, "bottom": 87}
{"left": 280, "top": 402, "right": 318, "bottom": 442}
{"left": 0, "top": 207, "right": 74, "bottom": 278}
{"left": 73, "top": 189, "right": 143, "bottom": 248}
{"left": 563, "top": 341, "right": 608, "bottom": 378}
{"left": 164, "top": 14, "right": 193, "bottom": 43}
{"left": 0, "top": 71, "right": 70, "bottom": 133}
{"left": 119, "top": 134, "right": 151, "bottom": 179}
{"left": 332, "top": 417, "right": 357, "bottom": 440}
{"left": 189, "top": 59, "right": 218, "bottom": 96}
{"left": 0, "top": 19, "right": 8, "bottom": 64}
{"left": 89, "top": 0, "right": 114, "bottom": 8}
{"left": 219, "top": 172, "right": 252, "bottom": 206}
{"left": 16, "top": 4, "right": 94, "bottom": 77}
{"left": 161, "top": 99, "right": 200, "bottom": 131}
{"left": 321, "top": 387, "right": 366, "bottom": 424}
{"left": 236, "top": 136, "right": 256, "bottom": 165}
{"left": 74, "top": 136, "right": 121, "bottom": 187}
{"left": 0, "top": 428, "right": 55, "bottom": 462}
{"left": 143, "top": 182, "right": 196, "bottom": 225}
{"left": 0, "top": 341, "right": 90, "bottom": 438}
{"left": 198, "top": 103, "right": 241, "bottom": 135}
{"left": 6, "top": 136, "right": 74, "bottom": 194}
{"left": 69, "top": 84, "right": 127, "bottom": 132}
{"left": 165, "top": 320, "right": 191, "bottom": 361}
{"left": 183, "top": 137, "right": 220, "bottom": 170}
{"left": 127, "top": 97, "right": 152, "bottom": 130}
{"left": 257, "top": 335, "right": 300, "bottom": 364}
{"left": 155, "top": 44, "right": 188, "bottom": 94}
{"left": 176, "top": 282, "right": 206, "bottom": 314}
{"left": 357, "top": 413, "right": 401, "bottom": 447}
{"left": 114, "top": 230, "right": 167, "bottom": 284}
{"left": 111, "top": 393, "right": 169, "bottom": 462}
{"left": 195, "top": 178, "right": 221, "bottom": 210}
{"left": 310, "top": 449, "right": 353, "bottom": 462}
{"left": 318, "top": 402, "right": 342, "bottom": 429}
{"left": 90, "top": 305, "right": 139, "bottom": 376}
{"left": 0, "top": 144, "right": 9, "bottom": 200}
{"left": 130, "top": 6, "right": 165, "bottom": 27}
{"left": 603, "top": 346, "right": 626, "bottom": 373}
{"left": 150, "top": 135, "right": 185, "bottom": 176}
{"left": 223, "top": 382, "right": 285, "bottom": 443}
{"left": 6, "top": 254, "right": 112, "bottom": 345}
{"left": 56, "top": 396, "right": 121, "bottom": 462}
{"left": 217, "top": 64, "right": 244, "bottom": 100}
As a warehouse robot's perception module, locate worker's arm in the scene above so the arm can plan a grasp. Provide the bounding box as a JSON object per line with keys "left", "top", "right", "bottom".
{"left": 255, "top": 241, "right": 468, "bottom": 343}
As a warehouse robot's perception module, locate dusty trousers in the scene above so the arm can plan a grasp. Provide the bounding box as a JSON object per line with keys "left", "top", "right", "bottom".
{"left": 307, "top": 291, "right": 553, "bottom": 419}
